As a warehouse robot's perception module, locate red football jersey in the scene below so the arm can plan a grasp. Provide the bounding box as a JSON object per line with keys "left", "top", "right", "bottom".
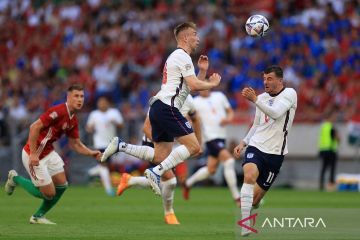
{"left": 24, "top": 103, "right": 79, "bottom": 159}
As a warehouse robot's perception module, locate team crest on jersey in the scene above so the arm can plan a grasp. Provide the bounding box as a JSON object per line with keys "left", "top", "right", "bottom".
{"left": 185, "top": 121, "right": 191, "bottom": 129}
{"left": 247, "top": 153, "right": 254, "bottom": 159}
{"left": 185, "top": 64, "right": 192, "bottom": 71}
{"left": 49, "top": 111, "right": 58, "bottom": 119}
{"left": 62, "top": 122, "right": 68, "bottom": 130}
{"left": 268, "top": 99, "right": 274, "bottom": 106}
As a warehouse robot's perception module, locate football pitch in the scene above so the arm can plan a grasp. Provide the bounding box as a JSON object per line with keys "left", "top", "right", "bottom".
{"left": 1, "top": 186, "right": 360, "bottom": 240}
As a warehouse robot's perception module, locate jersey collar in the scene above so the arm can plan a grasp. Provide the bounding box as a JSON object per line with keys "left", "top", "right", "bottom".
{"left": 177, "top": 47, "right": 190, "bottom": 55}
{"left": 65, "top": 103, "right": 75, "bottom": 119}
{"left": 269, "top": 87, "right": 285, "bottom": 97}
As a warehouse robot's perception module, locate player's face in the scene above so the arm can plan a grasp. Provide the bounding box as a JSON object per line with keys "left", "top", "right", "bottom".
{"left": 186, "top": 28, "right": 200, "bottom": 52}
{"left": 97, "top": 97, "right": 109, "bottom": 112}
{"left": 67, "top": 90, "right": 84, "bottom": 112}
{"left": 263, "top": 72, "right": 282, "bottom": 94}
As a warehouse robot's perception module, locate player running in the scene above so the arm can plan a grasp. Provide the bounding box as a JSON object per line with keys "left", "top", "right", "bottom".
{"left": 183, "top": 90, "right": 240, "bottom": 206}
{"left": 234, "top": 66, "right": 297, "bottom": 236}
{"left": 101, "top": 22, "right": 221, "bottom": 197}
{"left": 109, "top": 94, "right": 201, "bottom": 224}
{"left": 4, "top": 84, "right": 102, "bottom": 224}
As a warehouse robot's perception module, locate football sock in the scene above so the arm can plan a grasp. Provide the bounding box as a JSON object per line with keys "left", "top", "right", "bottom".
{"left": 240, "top": 183, "right": 254, "bottom": 228}
{"left": 223, "top": 158, "right": 240, "bottom": 200}
{"left": 33, "top": 183, "right": 68, "bottom": 217}
{"left": 13, "top": 176, "right": 43, "bottom": 199}
{"left": 88, "top": 164, "right": 101, "bottom": 176}
{"left": 128, "top": 176, "right": 150, "bottom": 187}
{"left": 153, "top": 145, "right": 190, "bottom": 176}
{"left": 98, "top": 165, "right": 113, "bottom": 194}
{"left": 161, "top": 177, "right": 177, "bottom": 215}
{"left": 121, "top": 144, "right": 154, "bottom": 162}
{"left": 185, "top": 166, "right": 210, "bottom": 187}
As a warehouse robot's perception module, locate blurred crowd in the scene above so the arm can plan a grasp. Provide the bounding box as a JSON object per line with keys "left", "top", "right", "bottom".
{"left": 0, "top": 0, "right": 360, "bottom": 144}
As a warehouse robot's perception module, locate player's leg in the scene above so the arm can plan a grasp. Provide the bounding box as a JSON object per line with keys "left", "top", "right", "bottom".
{"left": 31, "top": 151, "right": 68, "bottom": 224}
{"left": 327, "top": 151, "right": 337, "bottom": 191}
{"left": 319, "top": 151, "right": 328, "bottom": 191}
{"left": 97, "top": 162, "right": 114, "bottom": 196}
{"left": 145, "top": 101, "right": 200, "bottom": 195}
{"left": 151, "top": 142, "right": 180, "bottom": 224}
{"left": 101, "top": 114, "right": 155, "bottom": 164}
{"left": 183, "top": 156, "right": 217, "bottom": 200}
{"left": 5, "top": 150, "right": 45, "bottom": 198}
{"left": 150, "top": 133, "right": 200, "bottom": 177}
{"left": 219, "top": 148, "right": 240, "bottom": 206}
{"left": 101, "top": 137, "right": 155, "bottom": 163}
{"left": 241, "top": 163, "right": 259, "bottom": 229}
{"left": 174, "top": 162, "right": 188, "bottom": 186}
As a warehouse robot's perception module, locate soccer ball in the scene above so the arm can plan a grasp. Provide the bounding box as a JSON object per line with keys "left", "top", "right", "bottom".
{"left": 245, "top": 15, "right": 269, "bottom": 37}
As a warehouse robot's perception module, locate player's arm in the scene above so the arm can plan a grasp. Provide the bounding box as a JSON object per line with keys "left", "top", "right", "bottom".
{"left": 143, "top": 114, "right": 152, "bottom": 140}
{"left": 68, "top": 138, "right": 102, "bottom": 161}
{"left": 220, "top": 107, "right": 234, "bottom": 126}
{"left": 197, "top": 55, "right": 208, "bottom": 81}
{"left": 188, "top": 111, "right": 202, "bottom": 145}
{"left": 184, "top": 74, "right": 221, "bottom": 91}
{"left": 242, "top": 87, "right": 296, "bottom": 119}
{"left": 28, "top": 119, "right": 44, "bottom": 166}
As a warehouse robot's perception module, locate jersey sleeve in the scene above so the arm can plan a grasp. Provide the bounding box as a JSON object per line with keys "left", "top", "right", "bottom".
{"left": 39, "top": 107, "right": 59, "bottom": 127}
{"left": 255, "top": 89, "right": 297, "bottom": 119}
{"left": 110, "top": 109, "right": 124, "bottom": 125}
{"left": 175, "top": 53, "right": 195, "bottom": 77}
{"left": 66, "top": 119, "right": 80, "bottom": 139}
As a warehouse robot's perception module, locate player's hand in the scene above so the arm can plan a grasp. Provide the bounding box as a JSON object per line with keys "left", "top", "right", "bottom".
{"left": 242, "top": 87, "right": 257, "bottom": 103}
{"left": 233, "top": 141, "right": 246, "bottom": 159}
{"left": 91, "top": 150, "right": 103, "bottom": 161}
{"left": 197, "top": 55, "right": 209, "bottom": 71}
{"left": 29, "top": 154, "right": 40, "bottom": 167}
{"left": 208, "top": 73, "right": 221, "bottom": 87}
{"left": 220, "top": 118, "right": 231, "bottom": 126}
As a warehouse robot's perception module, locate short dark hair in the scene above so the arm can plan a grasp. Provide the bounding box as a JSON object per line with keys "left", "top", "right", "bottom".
{"left": 174, "top": 22, "right": 196, "bottom": 39}
{"left": 67, "top": 84, "right": 84, "bottom": 92}
{"left": 264, "top": 65, "right": 283, "bottom": 78}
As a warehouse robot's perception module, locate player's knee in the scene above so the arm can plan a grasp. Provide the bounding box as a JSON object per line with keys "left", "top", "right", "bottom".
{"left": 188, "top": 142, "right": 201, "bottom": 156}
{"left": 208, "top": 166, "right": 217, "bottom": 175}
{"left": 243, "top": 171, "right": 257, "bottom": 184}
{"left": 42, "top": 191, "right": 56, "bottom": 200}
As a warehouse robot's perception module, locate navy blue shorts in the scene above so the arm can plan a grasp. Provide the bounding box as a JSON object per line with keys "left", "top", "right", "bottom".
{"left": 149, "top": 100, "right": 193, "bottom": 142}
{"left": 243, "top": 146, "right": 284, "bottom": 191}
{"left": 206, "top": 139, "right": 226, "bottom": 157}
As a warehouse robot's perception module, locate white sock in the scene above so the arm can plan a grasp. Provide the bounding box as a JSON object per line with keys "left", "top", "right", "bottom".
{"left": 88, "top": 165, "right": 101, "bottom": 176}
{"left": 153, "top": 145, "right": 190, "bottom": 176}
{"left": 128, "top": 176, "right": 151, "bottom": 187}
{"left": 161, "top": 177, "right": 177, "bottom": 215}
{"left": 223, "top": 158, "right": 240, "bottom": 200}
{"left": 185, "top": 166, "right": 210, "bottom": 187}
{"left": 240, "top": 183, "right": 254, "bottom": 231}
{"left": 98, "top": 165, "right": 113, "bottom": 193}
{"left": 121, "top": 144, "right": 154, "bottom": 162}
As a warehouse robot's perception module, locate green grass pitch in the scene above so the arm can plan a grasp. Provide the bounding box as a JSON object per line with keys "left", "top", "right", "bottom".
{"left": 1, "top": 186, "right": 359, "bottom": 240}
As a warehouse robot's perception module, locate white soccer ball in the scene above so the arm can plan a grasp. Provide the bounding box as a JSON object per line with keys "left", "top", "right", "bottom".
{"left": 245, "top": 15, "right": 269, "bottom": 37}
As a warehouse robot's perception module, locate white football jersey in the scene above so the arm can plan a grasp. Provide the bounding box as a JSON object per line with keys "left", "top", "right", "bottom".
{"left": 180, "top": 95, "right": 196, "bottom": 117}
{"left": 152, "top": 48, "right": 195, "bottom": 109}
{"left": 86, "top": 108, "right": 123, "bottom": 149}
{"left": 244, "top": 88, "right": 297, "bottom": 155}
{"left": 194, "top": 92, "right": 231, "bottom": 142}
